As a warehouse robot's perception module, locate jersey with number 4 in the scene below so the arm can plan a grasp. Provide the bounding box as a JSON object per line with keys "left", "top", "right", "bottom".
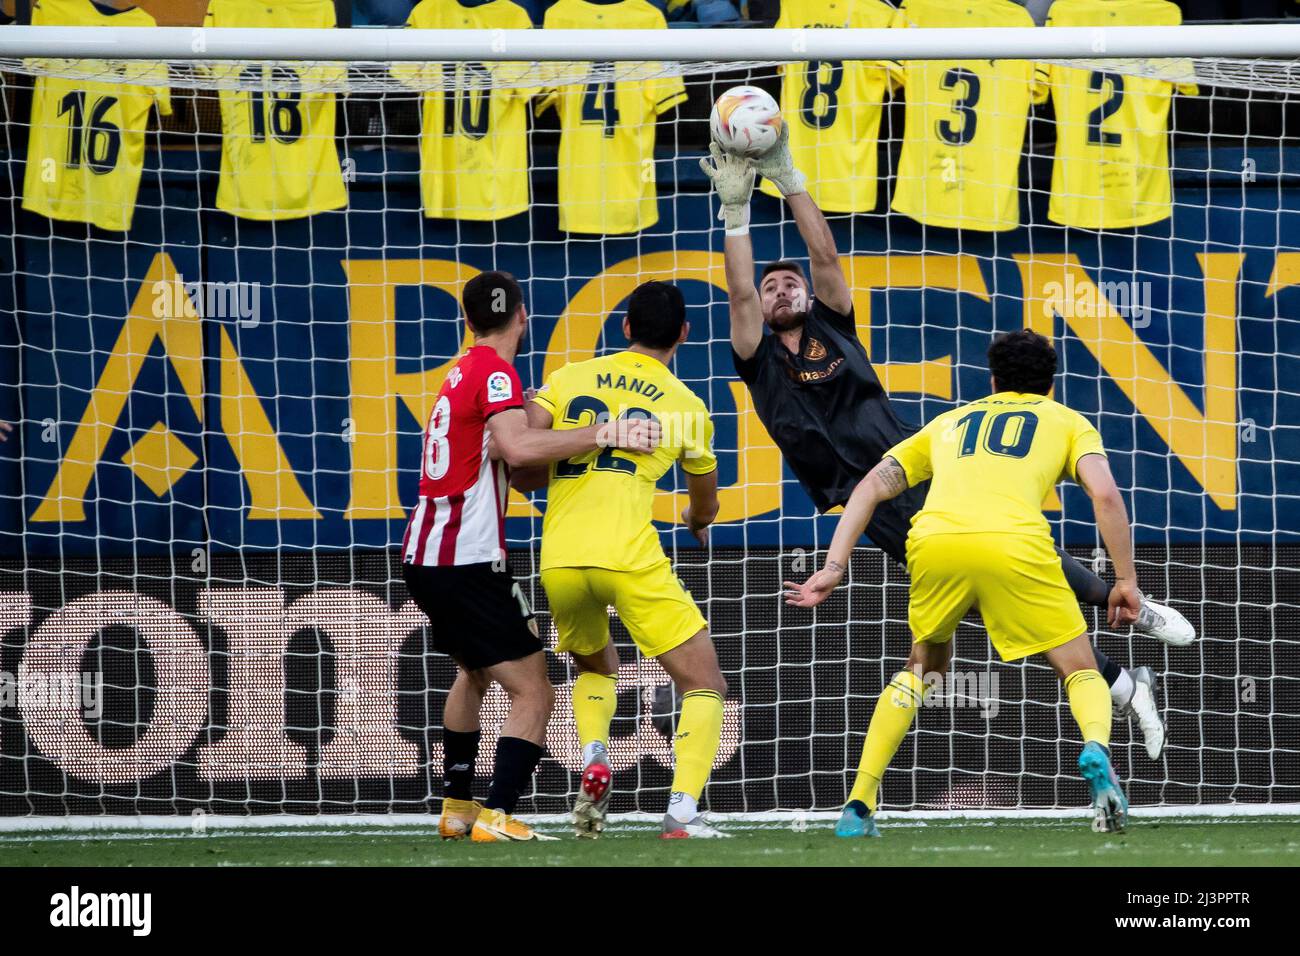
{"left": 538, "top": 0, "right": 687, "bottom": 234}
{"left": 22, "top": 0, "right": 171, "bottom": 232}
{"left": 204, "top": 0, "right": 348, "bottom": 220}
{"left": 403, "top": 345, "right": 524, "bottom": 567}
{"left": 886, "top": 391, "right": 1106, "bottom": 542}
{"left": 533, "top": 350, "right": 716, "bottom": 572}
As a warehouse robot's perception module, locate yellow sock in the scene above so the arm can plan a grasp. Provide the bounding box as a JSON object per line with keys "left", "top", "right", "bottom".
{"left": 670, "top": 690, "right": 724, "bottom": 800}
{"left": 1064, "top": 668, "right": 1111, "bottom": 747}
{"left": 848, "top": 670, "right": 927, "bottom": 813}
{"left": 572, "top": 672, "right": 617, "bottom": 753}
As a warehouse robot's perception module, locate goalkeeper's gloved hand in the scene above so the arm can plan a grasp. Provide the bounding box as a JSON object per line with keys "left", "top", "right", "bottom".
{"left": 699, "top": 142, "right": 756, "bottom": 236}
{"left": 750, "top": 124, "right": 807, "bottom": 198}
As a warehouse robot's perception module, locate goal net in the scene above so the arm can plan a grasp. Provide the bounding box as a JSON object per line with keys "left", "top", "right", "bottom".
{"left": 1, "top": 20, "right": 1298, "bottom": 823}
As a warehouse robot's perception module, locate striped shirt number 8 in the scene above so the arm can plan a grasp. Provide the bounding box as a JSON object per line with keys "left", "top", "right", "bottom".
{"left": 424, "top": 395, "right": 452, "bottom": 481}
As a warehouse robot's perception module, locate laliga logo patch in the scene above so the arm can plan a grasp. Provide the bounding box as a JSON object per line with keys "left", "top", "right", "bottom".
{"left": 804, "top": 337, "right": 827, "bottom": 361}
{"left": 486, "top": 371, "right": 513, "bottom": 403}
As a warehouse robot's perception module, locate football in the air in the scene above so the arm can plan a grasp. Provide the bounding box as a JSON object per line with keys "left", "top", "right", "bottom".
{"left": 710, "top": 85, "right": 783, "bottom": 158}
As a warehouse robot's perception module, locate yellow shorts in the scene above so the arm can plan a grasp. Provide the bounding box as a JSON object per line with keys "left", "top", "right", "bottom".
{"left": 906, "top": 532, "right": 1088, "bottom": 662}
{"left": 541, "top": 560, "right": 708, "bottom": 660}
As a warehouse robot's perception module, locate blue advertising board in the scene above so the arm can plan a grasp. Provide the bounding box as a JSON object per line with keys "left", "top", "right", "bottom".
{"left": 5, "top": 146, "right": 1298, "bottom": 556}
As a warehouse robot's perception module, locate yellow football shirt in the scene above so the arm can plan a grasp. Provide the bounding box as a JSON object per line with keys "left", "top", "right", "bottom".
{"left": 22, "top": 0, "right": 171, "bottom": 233}
{"left": 888, "top": 0, "right": 1043, "bottom": 231}
{"left": 538, "top": 0, "right": 687, "bottom": 235}
{"left": 1041, "top": 0, "right": 1198, "bottom": 229}
{"left": 886, "top": 392, "right": 1106, "bottom": 541}
{"left": 759, "top": 0, "right": 894, "bottom": 213}
{"left": 533, "top": 350, "right": 717, "bottom": 572}
{"left": 396, "top": 0, "right": 532, "bottom": 221}
{"left": 205, "top": 0, "right": 347, "bottom": 221}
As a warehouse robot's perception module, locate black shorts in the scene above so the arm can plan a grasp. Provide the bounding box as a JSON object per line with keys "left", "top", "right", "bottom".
{"left": 402, "top": 561, "right": 543, "bottom": 671}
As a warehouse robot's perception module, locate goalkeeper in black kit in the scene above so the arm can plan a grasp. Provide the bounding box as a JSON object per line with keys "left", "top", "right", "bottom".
{"left": 700, "top": 126, "right": 1196, "bottom": 762}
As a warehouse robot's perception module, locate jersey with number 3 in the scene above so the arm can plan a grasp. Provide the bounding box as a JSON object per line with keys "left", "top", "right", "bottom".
{"left": 886, "top": 392, "right": 1106, "bottom": 543}
{"left": 204, "top": 0, "right": 348, "bottom": 220}
{"left": 888, "top": 0, "right": 1042, "bottom": 231}
{"left": 403, "top": 345, "right": 524, "bottom": 567}
{"left": 22, "top": 0, "right": 171, "bottom": 232}
{"left": 532, "top": 350, "right": 716, "bottom": 573}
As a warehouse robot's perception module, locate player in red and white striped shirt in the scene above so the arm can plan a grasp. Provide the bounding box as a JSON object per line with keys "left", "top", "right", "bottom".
{"left": 402, "top": 271, "right": 657, "bottom": 843}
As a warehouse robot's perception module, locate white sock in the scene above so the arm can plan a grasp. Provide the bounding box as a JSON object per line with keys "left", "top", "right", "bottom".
{"left": 667, "top": 792, "right": 698, "bottom": 824}
{"left": 1110, "top": 669, "right": 1136, "bottom": 710}
{"left": 582, "top": 740, "right": 608, "bottom": 767}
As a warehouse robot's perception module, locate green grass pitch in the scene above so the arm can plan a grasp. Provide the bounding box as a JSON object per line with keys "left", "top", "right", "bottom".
{"left": 2, "top": 817, "right": 1298, "bottom": 866}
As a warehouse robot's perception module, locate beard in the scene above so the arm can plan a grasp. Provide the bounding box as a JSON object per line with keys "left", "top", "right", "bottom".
{"left": 765, "top": 302, "right": 808, "bottom": 334}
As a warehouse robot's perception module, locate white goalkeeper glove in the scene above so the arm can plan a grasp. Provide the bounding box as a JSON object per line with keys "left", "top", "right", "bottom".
{"left": 751, "top": 124, "right": 806, "bottom": 198}
{"left": 699, "top": 142, "right": 756, "bottom": 236}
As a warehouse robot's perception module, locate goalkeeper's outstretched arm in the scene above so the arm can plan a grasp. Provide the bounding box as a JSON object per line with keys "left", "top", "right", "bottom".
{"left": 700, "top": 144, "right": 763, "bottom": 360}
{"left": 752, "top": 127, "right": 852, "bottom": 317}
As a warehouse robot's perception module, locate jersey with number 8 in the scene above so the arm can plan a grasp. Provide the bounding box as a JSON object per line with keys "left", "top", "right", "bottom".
{"left": 402, "top": 345, "right": 524, "bottom": 567}
{"left": 885, "top": 391, "right": 1106, "bottom": 542}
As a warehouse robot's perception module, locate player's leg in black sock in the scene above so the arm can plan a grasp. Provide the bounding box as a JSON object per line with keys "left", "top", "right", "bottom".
{"left": 442, "top": 729, "right": 480, "bottom": 801}
{"left": 1057, "top": 548, "right": 1111, "bottom": 609}
{"left": 1092, "top": 647, "right": 1121, "bottom": 687}
{"left": 485, "top": 737, "right": 545, "bottom": 814}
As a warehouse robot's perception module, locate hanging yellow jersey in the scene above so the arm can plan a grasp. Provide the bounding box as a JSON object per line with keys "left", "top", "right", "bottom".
{"left": 759, "top": 0, "right": 894, "bottom": 213}
{"left": 22, "top": 0, "right": 171, "bottom": 233}
{"left": 394, "top": 0, "right": 532, "bottom": 221}
{"left": 533, "top": 350, "right": 717, "bottom": 572}
{"left": 538, "top": 0, "right": 687, "bottom": 235}
{"left": 1040, "top": 0, "right": 1198, "bottom": 229}
{"left": 888, "top": 0, "right": 1044, "bottom": 231}
{"left": 204, "top": 0, "right": 348, "bottom": 221}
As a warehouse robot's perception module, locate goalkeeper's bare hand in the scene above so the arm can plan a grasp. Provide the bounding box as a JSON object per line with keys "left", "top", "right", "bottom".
{"left": 750, "top": 124, "right": 806, "bottom": 198}
{"left": 699, "top": 142, "right": 756, "bottom": 234}
{"left": 597, "top": 416, "right": 661, "bottom": 454}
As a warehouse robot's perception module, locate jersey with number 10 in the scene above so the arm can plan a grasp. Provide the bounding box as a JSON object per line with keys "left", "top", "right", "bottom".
{"left": 398, "top": 0, "right": 533, "bottom": 220}
{"left": 204, "top": 0, "right": 348, "bottom": 221}
{"left": 759, "top": 0, "right": 894, "bottom": 213}
{"left": 888, "top": 0, "right": 1042, "bottom": 231}
{"left": 22, "top": 0, "right": 171, "bottom": 233}
{"left": 1041, "top": 0, "right": 1198, "bottom": 228}
{"left": 533, "top": 350, "right": 716, "bottom": 572}
{"left": 886, "top": 392, "right": 1106, "bottom": 542}
{"left": 538, "top": 0, "right": 687, "bottom": 234}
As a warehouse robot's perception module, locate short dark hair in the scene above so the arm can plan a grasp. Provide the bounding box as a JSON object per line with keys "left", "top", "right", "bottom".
{"left": 760, "top": 260, "right": 809, "bottom": 289}
{"left": 626, "top": 280, "right": 686, "bottom": 349}
{"left": 462, "top": 270, "right": 523, "bottom": 335}
{"left": 987, "top": 329, "right": 1057, "bottom": 395}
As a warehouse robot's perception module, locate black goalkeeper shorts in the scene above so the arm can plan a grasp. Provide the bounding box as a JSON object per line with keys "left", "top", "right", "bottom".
{"left": 402, "top": 561, "right": 543, "bottom": 671}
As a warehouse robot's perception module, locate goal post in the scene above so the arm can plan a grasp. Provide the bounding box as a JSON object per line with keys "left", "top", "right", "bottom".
{"left": 1, "top": 22, "right": 1298, "bottom": 825}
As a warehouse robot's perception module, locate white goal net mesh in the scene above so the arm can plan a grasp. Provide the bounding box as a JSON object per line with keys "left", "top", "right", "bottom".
{"left": 1, "top": 23, "right": 1298, "bottom": 820}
